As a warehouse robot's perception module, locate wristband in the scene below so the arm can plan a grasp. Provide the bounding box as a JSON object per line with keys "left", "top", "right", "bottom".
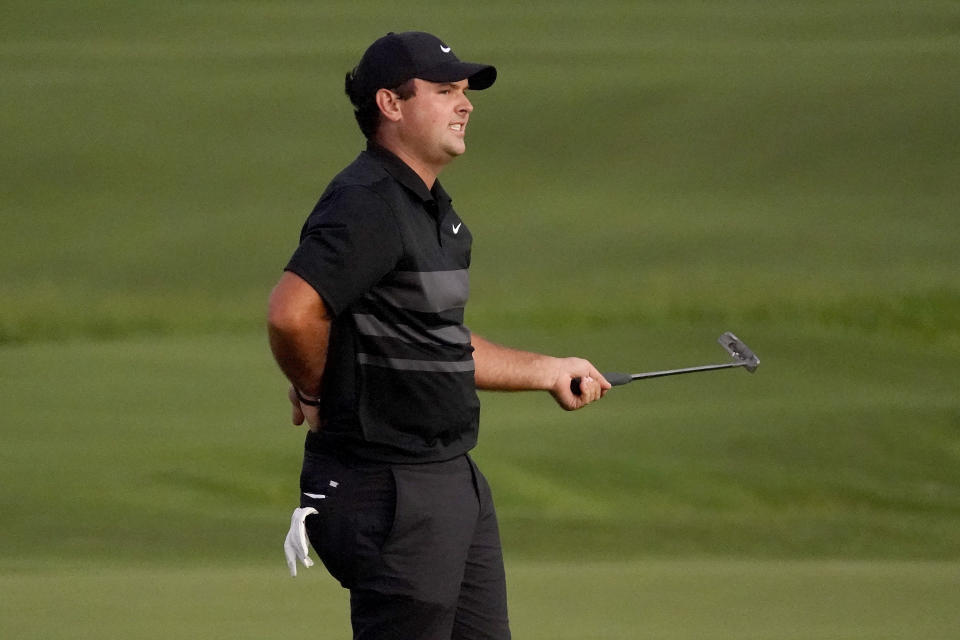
{"left": 294, "top": 388, "right": 321, "bottom": 407}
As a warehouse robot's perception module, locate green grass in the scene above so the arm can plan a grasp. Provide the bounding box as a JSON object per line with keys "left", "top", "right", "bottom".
{"left": 1, "top": 328, "right": 957, "bottom": 566}
{"left": 2, "top": 0, "right": 958, "bottom": 343}
{"left": 2, "top": 0, "right": 960, "bottom": 637}
{"left": 4, "top": 561, "right": 959, "bottom": 639}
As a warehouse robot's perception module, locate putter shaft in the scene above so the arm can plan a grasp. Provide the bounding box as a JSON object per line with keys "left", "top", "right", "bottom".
{"left": 571, "top": 362, "right": 745, "bottom": 395}
{"left": 623, "top": 361, "right": 746, "bottom": 382}
{"left": 569, "top": 332, "right": 759, "bottom": 396}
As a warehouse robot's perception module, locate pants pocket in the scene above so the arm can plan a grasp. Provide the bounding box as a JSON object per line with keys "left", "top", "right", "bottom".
{"left": 350, "top": 466, "right": 397, "bottom": 556}
{"left": 300, "top": 451, "right": 396, "bottom": 588}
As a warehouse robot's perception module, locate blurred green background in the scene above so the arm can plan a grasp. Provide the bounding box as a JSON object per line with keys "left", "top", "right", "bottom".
{"left": 2, "top": 1, "right": 958, "bottom": 637}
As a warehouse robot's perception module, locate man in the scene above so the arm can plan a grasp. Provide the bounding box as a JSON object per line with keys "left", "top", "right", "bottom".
{"left": 269, "top": 31, "right": 609, "bottom": 640}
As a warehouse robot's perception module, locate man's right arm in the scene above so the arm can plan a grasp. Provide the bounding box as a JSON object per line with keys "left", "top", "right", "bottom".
{"left": 267, "top": 270, "right": 332, "bottom": 430}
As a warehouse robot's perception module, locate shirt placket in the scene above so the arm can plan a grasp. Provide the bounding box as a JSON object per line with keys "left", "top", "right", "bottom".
{"left": 425, "top": 199, "right": 446, "bottom": 247}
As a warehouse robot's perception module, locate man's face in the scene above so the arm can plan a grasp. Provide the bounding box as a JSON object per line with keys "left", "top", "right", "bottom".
{"left": 395, "top": 78, "right": 474, "bottom": 168}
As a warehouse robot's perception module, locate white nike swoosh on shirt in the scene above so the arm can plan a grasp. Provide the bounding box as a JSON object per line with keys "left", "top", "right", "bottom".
{"left": 441, "top": 45, "right": 451, "bottom": 53}
{"left": 452, "top": 222, "right": 462, "bottom": 234}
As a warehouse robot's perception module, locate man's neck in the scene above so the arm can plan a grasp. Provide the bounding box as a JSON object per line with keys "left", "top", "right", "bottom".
{"left": 373, "top": 135, "right": 441, "bottom": 190}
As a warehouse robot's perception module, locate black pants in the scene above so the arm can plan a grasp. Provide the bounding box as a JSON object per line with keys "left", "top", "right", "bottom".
{"left": 300, "top": 450, "right": 511, "bottom": 640}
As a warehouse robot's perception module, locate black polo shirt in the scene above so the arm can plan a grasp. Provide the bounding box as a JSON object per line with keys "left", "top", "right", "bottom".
{"left": 285, "top": 143, "right": 479, "bottom": 463}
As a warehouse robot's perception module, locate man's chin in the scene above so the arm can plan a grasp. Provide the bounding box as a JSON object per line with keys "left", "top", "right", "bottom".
{"left": 444, "top": 143, "right": 466, "bottom": 158}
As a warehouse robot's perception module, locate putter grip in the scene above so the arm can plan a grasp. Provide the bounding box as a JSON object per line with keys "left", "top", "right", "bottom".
{"left": 570, "top": 377, "right": 583, "bottom": 396}
{"left": 570, "top": 372, "right": 632, "bottom": 396}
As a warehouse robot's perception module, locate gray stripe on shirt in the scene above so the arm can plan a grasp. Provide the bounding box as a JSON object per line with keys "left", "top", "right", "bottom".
{"left": 353, "top": 313, "right": 471, "bottom": 346}
{"left": 357, "top": 354, "right": 476, "bottom": 373}
{"left": 367, "top": 269, "right": 469, "bottom": 313}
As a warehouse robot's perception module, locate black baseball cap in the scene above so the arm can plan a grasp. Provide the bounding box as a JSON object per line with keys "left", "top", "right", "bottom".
{"left": 347, "top": 31, "right": 497, "bottom": 101}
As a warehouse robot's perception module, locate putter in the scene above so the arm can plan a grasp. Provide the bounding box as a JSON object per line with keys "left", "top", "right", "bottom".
{"left": 571, "top": 332, "right": 760, "bottom": 396}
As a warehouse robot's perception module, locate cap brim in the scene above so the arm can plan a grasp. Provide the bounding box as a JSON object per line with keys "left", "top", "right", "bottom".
{"left": 419, "top": 62, "right": 497, "bottom": 90}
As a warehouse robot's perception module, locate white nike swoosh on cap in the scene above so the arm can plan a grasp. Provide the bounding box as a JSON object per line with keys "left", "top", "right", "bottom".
{"left": 441, "top": 45, "right": 451, "bottom": 53}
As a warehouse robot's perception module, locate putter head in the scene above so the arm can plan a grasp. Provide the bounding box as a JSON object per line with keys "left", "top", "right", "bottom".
{"left": 718, "top": 332, "right": 760, "bottom": 373}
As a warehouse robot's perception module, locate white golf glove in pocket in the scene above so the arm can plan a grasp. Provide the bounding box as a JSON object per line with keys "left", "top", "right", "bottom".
{"left": 284, "top": 506, "right": 318, "bottom": 577}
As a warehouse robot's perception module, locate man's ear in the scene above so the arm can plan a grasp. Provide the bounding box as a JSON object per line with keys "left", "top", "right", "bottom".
{"left": 375, "top": 88, "right": 403, "bottom": 123}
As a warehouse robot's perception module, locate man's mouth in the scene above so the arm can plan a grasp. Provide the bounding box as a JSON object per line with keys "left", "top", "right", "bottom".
{"left": 450, "top": 123, "right": 464, "bottom": 132}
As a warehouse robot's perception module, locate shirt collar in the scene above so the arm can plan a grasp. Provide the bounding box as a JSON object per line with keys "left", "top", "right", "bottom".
{"left": 365, "top": 142, "right": 452, "bottom": 207}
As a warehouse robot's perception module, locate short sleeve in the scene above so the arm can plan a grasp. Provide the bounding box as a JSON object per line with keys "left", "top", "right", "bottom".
{"left": 285, "top": 186, "right": 403, "bottom": 316}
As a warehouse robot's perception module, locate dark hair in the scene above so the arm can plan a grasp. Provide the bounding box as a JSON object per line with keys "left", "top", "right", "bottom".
{"left": 344, "top": 74, "right": 416, "bottom": 139}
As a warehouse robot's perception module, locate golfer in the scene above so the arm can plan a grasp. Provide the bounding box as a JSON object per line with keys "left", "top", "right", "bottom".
{"left": 268, "top": 31, "right": 609, "bottom": 640}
